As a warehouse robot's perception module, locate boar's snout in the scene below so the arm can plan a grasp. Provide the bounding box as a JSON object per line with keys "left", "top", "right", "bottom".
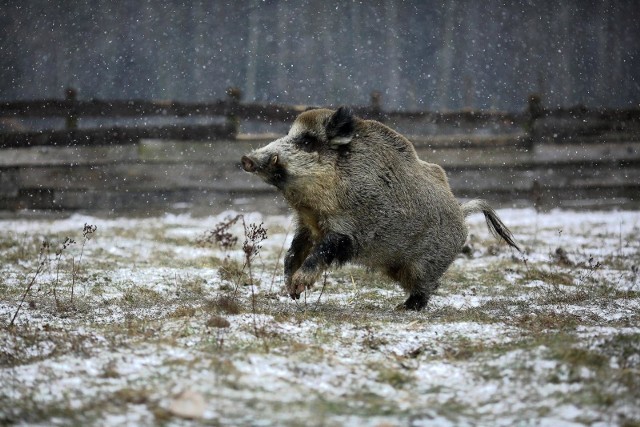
{"left": 241, "top": 150, "right": 287, "bottom": 189}
{"left": 241, "top": 155, "right": 257, "bottom": 172}
{"left": 241, "top": 153, "right": 281, "bottom": 173}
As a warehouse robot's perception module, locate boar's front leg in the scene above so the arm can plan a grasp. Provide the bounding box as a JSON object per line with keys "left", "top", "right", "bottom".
{"left": 284, "top": 227, "right": 313, "bottom": 296}
{"left": 288, "top": 232, "right": 354, "bottom": 300}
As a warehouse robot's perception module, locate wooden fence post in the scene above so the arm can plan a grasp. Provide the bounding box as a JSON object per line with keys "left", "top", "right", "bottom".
{"left": 226, "top": 86, "right": 242, "bottom": 136}
{"left": 370, "top": 90, "right": 383, "bottom": 121}
{"left": 65, "top": 87, "right": 78, "bottom": 130}
{"left": 526, "top": 93, "right": 543, "bottom": 138}
{"left": 527, "top": 94, "right": 544, "bottom": 208}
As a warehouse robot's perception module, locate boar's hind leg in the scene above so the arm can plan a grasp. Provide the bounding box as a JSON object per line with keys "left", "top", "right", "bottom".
{"left": 388, "top": 263, "right": 438, "bottom": 311}
{"left": 289, "top": 232, "right": 354, "bottom": 299}
{"left": 403, "top": 292, "right": 428, "bottom": 311}
{"left": 402, "top": 281, "right": 440, "bottom": 311}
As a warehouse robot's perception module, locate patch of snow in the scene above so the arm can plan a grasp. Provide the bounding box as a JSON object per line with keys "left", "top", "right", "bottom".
{"left": 1, "top": 208, "right": 639, "bottom": 425}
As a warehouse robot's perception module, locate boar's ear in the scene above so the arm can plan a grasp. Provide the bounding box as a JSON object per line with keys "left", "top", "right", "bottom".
{"left": 326, "top": 106, "right": 355, "bottom": 146}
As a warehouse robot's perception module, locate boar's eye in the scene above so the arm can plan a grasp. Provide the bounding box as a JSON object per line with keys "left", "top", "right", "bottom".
{"left": 294, "top": 133, "right": 321, "bottom": 152}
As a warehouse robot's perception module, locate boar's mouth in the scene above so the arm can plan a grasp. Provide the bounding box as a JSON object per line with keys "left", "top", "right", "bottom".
{"left": 241, "top": 154, "right": 288, "bottom": 189}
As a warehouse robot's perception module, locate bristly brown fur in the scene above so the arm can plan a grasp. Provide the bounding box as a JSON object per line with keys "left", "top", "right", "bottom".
{"left": 242, "top": 107, "right": 519, "bottom": 310}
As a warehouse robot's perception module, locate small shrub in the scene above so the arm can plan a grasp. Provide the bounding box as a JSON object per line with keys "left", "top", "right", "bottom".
{"left": 206, "top": 295, "right": 242, "bottom": 315}
{"left": 375, "top": 365, "right": 413, "bottom": 389}
{"left": 170, "top": 306, "right": 197, "bottom": 318}
{"left": 197, "top": 215, "right": 241, "bottom": 250}
{"left": 206, "top": 315, "right": 231, "bottom": 328}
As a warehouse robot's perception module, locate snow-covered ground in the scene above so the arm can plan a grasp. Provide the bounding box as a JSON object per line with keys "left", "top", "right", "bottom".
{"left": 1, "top": 207, "right": 639, "bottom": 426}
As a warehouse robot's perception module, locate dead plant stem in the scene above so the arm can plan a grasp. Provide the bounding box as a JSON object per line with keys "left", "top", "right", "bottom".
{"left": 10, "top": 260, "right": 45, "bottom": 327}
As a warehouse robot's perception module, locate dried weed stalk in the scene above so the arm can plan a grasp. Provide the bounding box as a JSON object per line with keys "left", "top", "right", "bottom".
{"left": 9, "top": 223, "right": 97, "bottom": 326}
{"left": 9, "top": 240, "right": 49, "bottom": 327}
{"left": 203, "top": 215, "right": 269, "bottom": 345}
{"left": 197, "top": 215, "right": 241, "bottom": 250}
{"left": 53, "top": 236, "right": 76, "bottom": 308}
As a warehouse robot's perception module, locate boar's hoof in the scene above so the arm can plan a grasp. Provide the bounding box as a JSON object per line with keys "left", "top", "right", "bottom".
{"left": 402, "top": 293, "right": 428, "bottom": 311}
{"left": 288, "top": 270, "right": 316, "bottom": 300}
{"left": 289, "top": 291, "right": 301, "bottom": 300}
{"left": 287, "top": 280, "right": 304, "bottom": 300}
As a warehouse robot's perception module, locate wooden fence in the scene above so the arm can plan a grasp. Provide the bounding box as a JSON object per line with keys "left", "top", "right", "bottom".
{"left": 1, "top": 89, "right": 639, "bottom": 213}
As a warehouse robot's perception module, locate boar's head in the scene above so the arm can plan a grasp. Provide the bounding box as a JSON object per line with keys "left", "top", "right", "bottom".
{"left": 241, "top": 107, "right": 355, "bottom": 191}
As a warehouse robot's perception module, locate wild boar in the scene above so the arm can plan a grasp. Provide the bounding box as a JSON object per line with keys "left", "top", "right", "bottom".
{"left": 241, "top": 107, "right": 520, "bottom": 310}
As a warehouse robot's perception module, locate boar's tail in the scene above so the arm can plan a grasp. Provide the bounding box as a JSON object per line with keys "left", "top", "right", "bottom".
{"left": 462, "top": 199, "right": 521, "bottom": 252}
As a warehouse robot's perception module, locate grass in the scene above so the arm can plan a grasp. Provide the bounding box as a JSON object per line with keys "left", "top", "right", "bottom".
{"left": 0, "top": 210, "right": 639, "bottom": 426}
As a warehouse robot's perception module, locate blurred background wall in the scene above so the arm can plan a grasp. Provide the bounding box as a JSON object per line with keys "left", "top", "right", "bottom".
{"left": 1, "top": 0, "right": 639, "bottom": 111}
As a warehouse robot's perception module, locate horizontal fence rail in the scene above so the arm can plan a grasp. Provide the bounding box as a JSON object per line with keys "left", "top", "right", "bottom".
{"left": 3, "top": 95, "right": 640, "bottom": 123}
{"left": 0, "top": 98, "right": 304, "bottom": 122}
{"left": 1, "top": 89, "right": 639, "bottom": 212}
{"left": 2, "top": 88, "right": 639, "bottom": 148}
